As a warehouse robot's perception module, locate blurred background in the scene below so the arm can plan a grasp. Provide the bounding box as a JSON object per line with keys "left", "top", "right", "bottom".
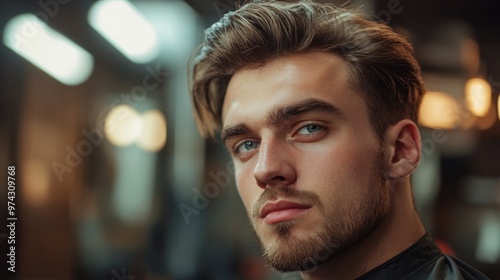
{"left": 0, "top": 0, "right": 499, "bottom": 279}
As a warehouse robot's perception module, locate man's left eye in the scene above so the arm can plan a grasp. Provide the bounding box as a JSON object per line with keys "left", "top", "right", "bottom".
{"left": 297, "top": 124, "right": 323, "bottom": 135}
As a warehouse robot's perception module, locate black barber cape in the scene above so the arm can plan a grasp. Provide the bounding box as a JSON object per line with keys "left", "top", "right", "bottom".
{"left": 357, "top": 235, "right": 490, "bottom": 280}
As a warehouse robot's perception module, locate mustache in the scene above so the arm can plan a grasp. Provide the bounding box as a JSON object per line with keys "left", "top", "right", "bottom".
{"left": 251, "top": 187, "right": 322, "bottom": 219}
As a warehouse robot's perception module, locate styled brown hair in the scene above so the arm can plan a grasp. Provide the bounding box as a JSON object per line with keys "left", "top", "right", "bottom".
{"left": 190, "top": 0, "right": 425, "bottom": 140}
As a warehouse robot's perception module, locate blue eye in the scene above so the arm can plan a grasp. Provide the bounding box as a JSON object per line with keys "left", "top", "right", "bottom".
{"left": 297, "top": 124, "right": 323, "bottom": 135}
{"left": 235, "top": 141, "right": 259, "bottom": 154}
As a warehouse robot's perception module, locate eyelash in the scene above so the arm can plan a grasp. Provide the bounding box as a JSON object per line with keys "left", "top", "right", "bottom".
{"left": 231, "top": 123, "right": 327, "bottom": 157}
{"left": 233, "top": 140, "right": 259, "bottom": 155}
{"left": 296, "top": 123, "right": 325, "bottom": 135}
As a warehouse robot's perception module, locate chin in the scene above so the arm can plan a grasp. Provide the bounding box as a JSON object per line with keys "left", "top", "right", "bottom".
{"left": 253, "top": 222, "right": 343, "bottom": 272}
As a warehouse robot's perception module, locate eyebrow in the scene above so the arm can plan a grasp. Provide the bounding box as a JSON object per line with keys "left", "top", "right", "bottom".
{"left": 221, "top": 98, "right": 343, "bottom": 145}
{"left": 266, "top": 98, "right": 343, "bottom": 126}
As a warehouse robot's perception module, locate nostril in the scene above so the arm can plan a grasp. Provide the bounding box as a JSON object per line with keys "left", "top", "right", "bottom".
{"left": 272, "top": 176, "right": 286, "bottom": 181}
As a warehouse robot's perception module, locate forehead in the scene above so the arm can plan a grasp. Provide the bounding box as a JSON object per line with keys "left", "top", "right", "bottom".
{"left": 221, "top": 52, "right": 365, "bottom": 126}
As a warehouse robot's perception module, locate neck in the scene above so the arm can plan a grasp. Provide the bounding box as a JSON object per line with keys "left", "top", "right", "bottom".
{"left": 301, "top": 179, "right": 426, "bottom": 280}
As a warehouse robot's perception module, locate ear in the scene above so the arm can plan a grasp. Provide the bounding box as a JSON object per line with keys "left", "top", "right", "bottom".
{"left": 384, "top": 120, "right": 421, "bottom": 180}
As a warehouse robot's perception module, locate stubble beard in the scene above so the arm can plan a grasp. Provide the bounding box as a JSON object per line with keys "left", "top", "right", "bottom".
{"left": 249, "top": 153, "right": 389, "bottom": 272}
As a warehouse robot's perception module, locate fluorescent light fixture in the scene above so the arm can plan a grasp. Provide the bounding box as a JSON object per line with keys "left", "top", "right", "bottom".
{"left": 133, "top": 1, "right": 198, "bottom": 65}
{"left": 88, "top": 0, "right": 160, "bottom": 63}
{"left": 3, "top": 14, "right": 94, "bottom": 86}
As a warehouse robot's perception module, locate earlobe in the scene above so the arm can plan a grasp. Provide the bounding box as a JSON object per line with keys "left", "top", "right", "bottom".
{"left": 384, "top": 120, "right": 421, "bottom": 180}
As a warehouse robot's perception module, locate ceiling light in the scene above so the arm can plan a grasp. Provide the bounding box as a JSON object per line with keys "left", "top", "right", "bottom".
{"left": 88, "top": 0, "right": 160, "bottom": 63}
{"left": 3, "top": 14, "right": 94, "bottom": 86}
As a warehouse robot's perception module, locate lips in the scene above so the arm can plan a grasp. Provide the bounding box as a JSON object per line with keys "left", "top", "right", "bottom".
{"left": 260, "top": 200, "right": 311, "bottom": 224}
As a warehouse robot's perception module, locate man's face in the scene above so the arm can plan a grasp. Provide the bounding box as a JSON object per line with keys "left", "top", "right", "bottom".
{"left": 221, "top": 52, "right": 390, "bottom": 272}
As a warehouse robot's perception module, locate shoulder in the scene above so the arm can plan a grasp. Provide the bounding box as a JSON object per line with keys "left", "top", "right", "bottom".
{"left": 357, "top": 235, "right": 490, "bottom": 280}
{"left": 410, "top": 254, "right": 491, "bottom": 280}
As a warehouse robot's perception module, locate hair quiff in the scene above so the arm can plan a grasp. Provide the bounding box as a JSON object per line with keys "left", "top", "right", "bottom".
{"left": 190, "top": 0, "right": 425, "bottom": 140}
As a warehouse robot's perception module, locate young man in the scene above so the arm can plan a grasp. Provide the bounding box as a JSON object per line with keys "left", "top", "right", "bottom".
{"left": 190, "top": 1, "right": 489, "bottom": 279}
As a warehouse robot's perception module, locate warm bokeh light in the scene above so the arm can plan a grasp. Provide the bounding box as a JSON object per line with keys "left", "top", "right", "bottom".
{"left": 3, "top": 14, "right": 94, "bottom": 85}
{"left": 465, "top": 78, "right": 492, "bottom": 117}
{"left": 138, "top": 109, "right": 167, "bottom": 152}
{"left": 104, "top": 104, "right": 143, "bottom": 147}
{"left": 498, "top": 95, "right": 500, "bottom": 121}
{"left": 22, "top": 159, "right": 50, "bottom": 205}
{"left": 419, "top": 91, "right": 461, "bottom": 129}
{"left": 88, "top": 0, "right": 159, "bottom": 63}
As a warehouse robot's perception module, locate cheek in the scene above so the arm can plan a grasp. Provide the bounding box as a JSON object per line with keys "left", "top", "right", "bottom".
{"left": 305, "top": 140, "right": 370, "bottom": 173}
{"left": 299, "top": 141, "right": 377, "bottom": 198}
{"left": 234, "top": 163, "right": 260, "bottom": 212}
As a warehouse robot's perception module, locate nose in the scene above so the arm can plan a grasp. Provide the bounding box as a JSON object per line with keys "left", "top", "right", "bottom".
{"left": 253, "top": 139, "right": 296, "bottom": 189}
